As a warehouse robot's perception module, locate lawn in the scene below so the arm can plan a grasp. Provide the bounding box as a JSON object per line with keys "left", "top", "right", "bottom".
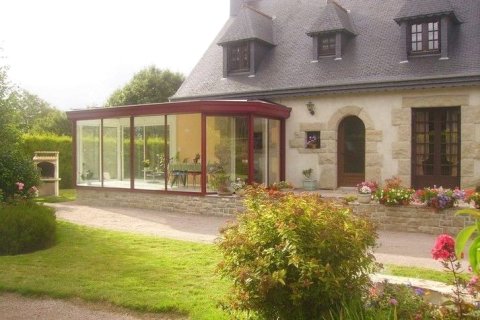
{"left": 0, "top": 219, "right": 457, "bottom": 319}
{"left": 34, "top": 189, "right": 76, "bottom": 203}
{"left": 0, "top": 221, "right": 229, "bottom": 320}
{"left": 382, "top": 264, "right": 468, "bottom": 284}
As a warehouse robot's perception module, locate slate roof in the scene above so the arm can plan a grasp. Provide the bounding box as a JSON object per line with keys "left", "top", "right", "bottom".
{"left": 394, "top": 0, "right": 459, "bottom": 23}
{"left": 218, "top": 5, "right": 274, "bottom": 45}
{"left": 307, "top": 0, "right": 356, "bottom": 36}
{"left": 172, "top": 0, "right": 480, "bottom": 101}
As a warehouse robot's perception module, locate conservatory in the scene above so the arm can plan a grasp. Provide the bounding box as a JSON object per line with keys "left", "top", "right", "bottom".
{"left": 67, "top": 100, "right": 291, "bottom": 195}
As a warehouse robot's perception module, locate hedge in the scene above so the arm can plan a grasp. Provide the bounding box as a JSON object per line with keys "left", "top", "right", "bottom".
{"left": 21, "top": 134, "right": 73, "bottom": 189}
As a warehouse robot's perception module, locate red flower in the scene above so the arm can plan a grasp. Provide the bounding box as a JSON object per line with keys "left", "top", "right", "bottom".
{"left": 432, "top": 234, "right": 456, "bottom": 261}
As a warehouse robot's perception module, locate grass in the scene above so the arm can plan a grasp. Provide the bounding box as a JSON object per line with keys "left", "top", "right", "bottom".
{"left": 0, "top": 221, "right": 229, "bottom": 320}
{"left": 382, "top": 264, "right": 469, "bottom": 284}
{"left": 33, "top": 189, "right": 76, "bottom": 203}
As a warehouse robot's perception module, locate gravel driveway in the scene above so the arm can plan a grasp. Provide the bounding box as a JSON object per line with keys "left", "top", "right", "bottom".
{"left": 0, "top": 293, "right": 185, "bottom": 320}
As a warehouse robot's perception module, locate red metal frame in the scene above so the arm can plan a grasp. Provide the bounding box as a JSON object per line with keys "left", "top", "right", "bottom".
{"left": 67, "top": 100, "right": 291, "bottom": 120}
{"left": 68, "top": 100, "right": 291, "bottom": 195}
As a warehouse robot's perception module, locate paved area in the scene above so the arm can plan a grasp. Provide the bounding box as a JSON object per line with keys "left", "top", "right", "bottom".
{"left": 49, "top": 202, "right": 447, "bottom": 270}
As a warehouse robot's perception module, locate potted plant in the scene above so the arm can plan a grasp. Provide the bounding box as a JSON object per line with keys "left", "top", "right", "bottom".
{"left": 356, "top": 181, "right": 378, "bottom": 204}
{"left": 80, "top": 169, "right": 94, "bottom": 185}
{"left": 231, "top": 178, "right": 246, "bottom": 196}
{"left": 142, "top": 159, "right": 151, "bottom": 168}
{"left": 302, "top": 168, "right": 317, "bottom": 191}
{"left": 209, "top": 164, "right": 232, "bottom": 195}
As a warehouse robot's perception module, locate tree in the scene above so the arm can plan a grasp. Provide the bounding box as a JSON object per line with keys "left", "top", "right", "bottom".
{"left": 10, "top": 89, "right": 71, "bottom": 136}
{"left": 0, "top": 65, "right": 21, "bottom": 148}
{"left": 106, "top": 66, "right": 184, "bottom": 106}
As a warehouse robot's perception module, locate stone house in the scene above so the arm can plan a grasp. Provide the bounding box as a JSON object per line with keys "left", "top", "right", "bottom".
{"left": 68, "top": 0, "right": 480, "bottom": 201}
{"left": 171, "top": 0, "right": 480, "bottom": 190}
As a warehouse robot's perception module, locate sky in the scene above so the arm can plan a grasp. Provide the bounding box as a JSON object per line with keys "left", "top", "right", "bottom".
{"left": 0, "top": 0, "right": 229, "bottom": 110}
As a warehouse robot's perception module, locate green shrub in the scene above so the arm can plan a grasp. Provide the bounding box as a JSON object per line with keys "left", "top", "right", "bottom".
{"left": 217, "top": 186, "right": 378, "bottom": 319}
{"left": 0, "top": 149, "right": 40, "bottom": 200}
{"left": 0, "top": 202, "right": 56, "bottom": 255}
{"left": 21, "top": 133, "right": 73, "bottom": 188}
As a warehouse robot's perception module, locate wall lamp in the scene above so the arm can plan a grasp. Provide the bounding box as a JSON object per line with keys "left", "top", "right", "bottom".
{"left": 306, "top": 101, "right": 316, "bottom": 115}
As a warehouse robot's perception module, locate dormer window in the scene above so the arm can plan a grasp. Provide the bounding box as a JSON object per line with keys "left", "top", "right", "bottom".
{"left": 227, "top": 41, "right": 250, "bottom": 73}
{"left": 408, "top": 19, "right": 440, "bottom": 55}
{"left": 217, "top": 5, "right": 274, "bottom": 78}
{"left": 318, "top": 34, "right": 336, "bottom": 57}
{"left": 394, "top": 0, "right": 460, "bottom": 61}
{"left": 306, "top": 0, "right": 356, "bottom": 61}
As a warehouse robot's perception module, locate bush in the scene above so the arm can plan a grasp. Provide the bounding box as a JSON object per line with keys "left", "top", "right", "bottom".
{"left": 0, "top": 202, "right": 56, "bottom": 255}
{"left": 0, "top": 149, "right": 40, "bottom": 200}
{"left": 217, "top": 186, "right": 378, "bottom": 319}
{"left": 21, "top": 133, "right": 73, "bottom": 189}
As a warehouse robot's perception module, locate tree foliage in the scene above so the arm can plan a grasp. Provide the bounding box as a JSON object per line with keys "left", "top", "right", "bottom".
{"left": 0, "top": 65, "right": 21, "bottom": 148}
{"left": 0, "top": 58, "right": 70, "bottom": 137}
{"left": 10, "top": 89, "right": 71, "bottom": 136}
{"left": 106, "top": 66, "right": 184, "bottom": 106}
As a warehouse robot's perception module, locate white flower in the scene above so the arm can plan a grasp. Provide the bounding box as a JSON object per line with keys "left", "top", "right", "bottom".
{"left": 359, "top": 186, "right": 371, "bottom": 194}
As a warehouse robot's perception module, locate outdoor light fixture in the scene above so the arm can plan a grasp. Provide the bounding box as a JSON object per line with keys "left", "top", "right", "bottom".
{"left": 306, "top": 101, "right": 315, "bottom": 115}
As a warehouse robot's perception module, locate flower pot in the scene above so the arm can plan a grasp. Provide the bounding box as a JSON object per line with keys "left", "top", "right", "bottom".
{"left": 303, "top": 180, "right": 317, "bottom": 191}
{"left": 357, "top": 193, "right": 372, "bottom": 204}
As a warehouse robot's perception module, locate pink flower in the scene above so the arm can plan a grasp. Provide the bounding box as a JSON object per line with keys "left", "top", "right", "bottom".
{"left": 432, "top": 234, "right": 456, "bottom": 261}
{"left": 16, "top": 182, "right": 25, "bottom": 191}
{"left": 389, "top": 298, "right": 398, "bottom": 306}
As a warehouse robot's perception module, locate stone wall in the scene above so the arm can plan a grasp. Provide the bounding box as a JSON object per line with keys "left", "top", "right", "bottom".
{"left": 77, "top": 189, "right": 474, "bottom": 235}
{"left": 76, "top": 189, "right": 244, "bottom": 216}
{"left": 352, "top": 203, "right": 474, "bottom": 235}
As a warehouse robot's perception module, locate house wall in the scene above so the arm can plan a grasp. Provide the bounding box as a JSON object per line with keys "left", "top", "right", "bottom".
{"left": 274, "top": 86, "right": 480, "bottom": 189}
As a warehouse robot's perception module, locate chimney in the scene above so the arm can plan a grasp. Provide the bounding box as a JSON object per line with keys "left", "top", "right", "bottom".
{"left": 230, "top": 0, "right": 244, "bottom": 16}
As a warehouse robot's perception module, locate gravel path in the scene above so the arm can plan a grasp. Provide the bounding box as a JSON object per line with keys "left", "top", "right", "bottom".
{"left": 0, "top": 293, "right": 185, "bottom": 320}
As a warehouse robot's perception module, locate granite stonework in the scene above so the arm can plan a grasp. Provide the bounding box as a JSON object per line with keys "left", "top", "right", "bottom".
{"left": 351, "top": 203, "right": 474, "bottom": 235}
{"left": 77, "top": 189, "right": 473, "bottom": 235}
{"left": 76, "top": 189, "right": 244, "bottom": 217}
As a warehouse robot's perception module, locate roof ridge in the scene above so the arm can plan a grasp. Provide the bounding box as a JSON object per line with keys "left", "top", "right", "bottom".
{"left": 327, "top": 0, "right": 350, "bottom": 14}
{"left": 243, "top": 3, "right": 273, "bottom": 20}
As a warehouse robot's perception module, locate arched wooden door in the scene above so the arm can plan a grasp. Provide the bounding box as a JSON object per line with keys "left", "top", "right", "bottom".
{"left": 337, "top": 116, "right": 365, "bottom": 187}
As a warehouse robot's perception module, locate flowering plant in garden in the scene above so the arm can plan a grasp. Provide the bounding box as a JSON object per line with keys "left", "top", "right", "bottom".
{"left": 267, "top": 180, "right": 294, "bottom": 191}
{"left": 466, "top": 191, "right": 480, "bottom": 209}
{"left": 374, "top": 176, "right": 414, "bottom": 206}
{"left": 374, "top": 187, "right": 414, "bottom": 206}
{"left": 415, "top": 187, "right": 465, "bottom": 211}
{"left": 431, "top": 233, "right": 480, "bottom": 318}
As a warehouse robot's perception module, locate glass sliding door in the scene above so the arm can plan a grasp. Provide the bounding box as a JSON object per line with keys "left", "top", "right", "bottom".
{"left": 206, "top": 116, "right": 249, "bottom": 192}
{"left": 76, "top": 120, "right": 101, "bottom": 186}
{"left": 134, "top": 116, "right": 167, "bottom": 190}
{"left": 102, "top": 118, "right": 130, "bottom": 188}
{"left": 253, "top": 118, "right": 281, "bottom": 185}
{"left": 268, "top": 119, "right": 281, "bottom": 183}
{"left": 166, "top": 114, "right": 201, "bottom": 192}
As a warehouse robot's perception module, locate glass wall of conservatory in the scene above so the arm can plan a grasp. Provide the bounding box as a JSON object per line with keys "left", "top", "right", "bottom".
{"left": 253, "top": 118, "right": 281, "bottom": 185}
{"left": 71, "top": 101, "right": 290, "bottom": 194}
{"left": 133, "top": 114, "right": 201, "bottom": 192}
{"left": 206, "top": 116, "right": 249, "bottom": 192}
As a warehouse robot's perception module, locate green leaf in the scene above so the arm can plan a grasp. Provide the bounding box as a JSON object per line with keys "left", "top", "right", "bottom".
{"left": 455, "top": 225, "right": 477, "bottom": 259}
{"left": 456, "top": 208, "right": 480, "bottom": 219}
{"left": 468, "top": 237, "right": 480, "bottom": 274}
